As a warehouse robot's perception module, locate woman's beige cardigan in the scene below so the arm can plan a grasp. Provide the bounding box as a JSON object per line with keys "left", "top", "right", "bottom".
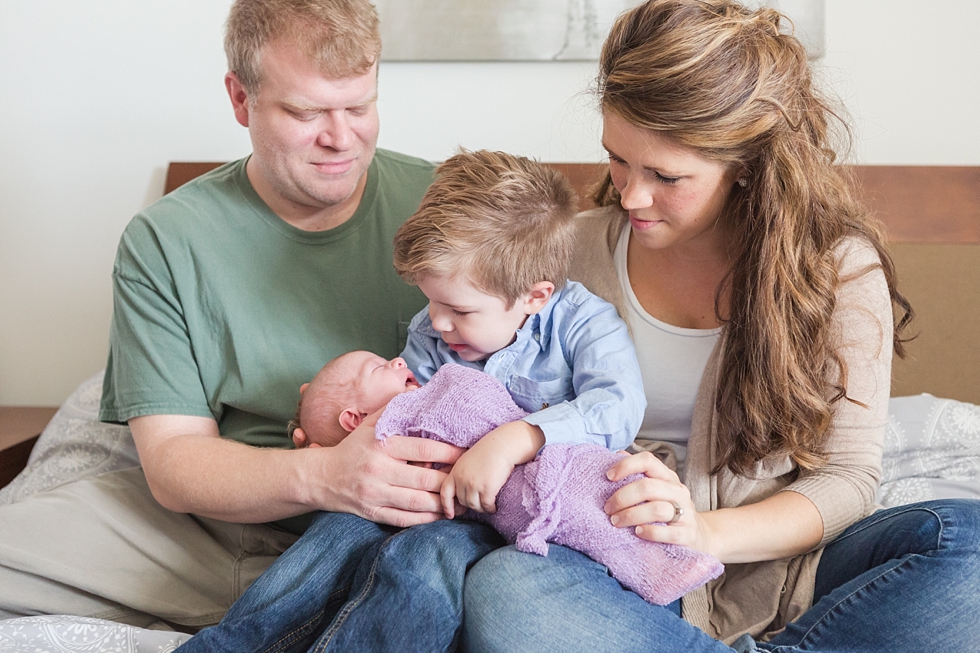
{"left": 568, "top": 206, "right": 892, "bottom": 644}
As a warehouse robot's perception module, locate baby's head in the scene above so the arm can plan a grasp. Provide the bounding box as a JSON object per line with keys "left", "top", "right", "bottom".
{"left": 290, "top": 350, "right": 419, "bottom": 448}
{"left": 393, "top": 149, "right": 578, "bottom": 362}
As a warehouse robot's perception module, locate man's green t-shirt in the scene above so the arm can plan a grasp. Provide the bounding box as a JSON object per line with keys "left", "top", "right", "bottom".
{"left": 100, "top": 149, "right": 433, "bottom": 449}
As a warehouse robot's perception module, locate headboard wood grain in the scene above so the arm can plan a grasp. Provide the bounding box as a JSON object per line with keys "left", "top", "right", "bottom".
{"left": 165, "top": 161, "right": 980, "bottom": 403}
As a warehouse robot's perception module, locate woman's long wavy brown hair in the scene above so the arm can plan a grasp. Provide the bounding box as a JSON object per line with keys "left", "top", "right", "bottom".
{"left": 593, "top": 0, "right": 913, "bottom": 475}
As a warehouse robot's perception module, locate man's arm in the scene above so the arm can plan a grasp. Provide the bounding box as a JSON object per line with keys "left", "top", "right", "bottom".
{"left": 131, "top": 412, "right": 464, "bottom": 527}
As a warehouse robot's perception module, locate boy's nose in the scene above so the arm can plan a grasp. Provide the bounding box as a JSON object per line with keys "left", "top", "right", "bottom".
{"left": 389, "top": 357, "right": 406, "bottom": 369}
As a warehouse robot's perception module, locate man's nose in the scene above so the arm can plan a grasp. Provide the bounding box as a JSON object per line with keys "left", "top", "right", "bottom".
{"left": 317, "top": 112, "right": 355, "bottom": 150}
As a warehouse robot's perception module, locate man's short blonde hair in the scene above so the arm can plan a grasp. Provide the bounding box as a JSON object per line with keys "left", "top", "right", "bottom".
{"left": 225, "top": 0, "right": 381, "bottom": 93}
{"left": 393, "top": 150, "right": 579, "bottom": 306}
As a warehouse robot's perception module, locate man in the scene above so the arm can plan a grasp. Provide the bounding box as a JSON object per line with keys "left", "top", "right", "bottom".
{"left": 0, "top": 0, "right": 460, "bottom": 630}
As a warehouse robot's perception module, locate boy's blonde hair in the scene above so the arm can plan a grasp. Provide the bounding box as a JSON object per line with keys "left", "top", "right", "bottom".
{"left": 225, "top": 0, "right": 381, "bottom": 94}
{"left": 393, "top": 150, "right": 579, "bottom": 306}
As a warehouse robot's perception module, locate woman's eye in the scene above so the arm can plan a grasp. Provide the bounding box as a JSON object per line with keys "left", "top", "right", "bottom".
{"left": 655, "top": 172, "right": 679, "bottom": 185}
{"left": 452, "top": 310, "right": 470, "bottom": 317}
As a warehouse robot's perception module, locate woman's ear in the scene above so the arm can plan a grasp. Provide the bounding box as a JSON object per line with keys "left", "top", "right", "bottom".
{"left": 523, "top": 281, "right": 556, "bottom": 315}
{"left": 338, "top": 408, "right": 366, "bottom": 433}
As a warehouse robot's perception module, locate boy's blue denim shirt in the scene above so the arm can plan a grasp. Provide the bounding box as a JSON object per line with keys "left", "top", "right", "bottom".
{"left": 401, "top": 281, "right": 646, "bottom": 452}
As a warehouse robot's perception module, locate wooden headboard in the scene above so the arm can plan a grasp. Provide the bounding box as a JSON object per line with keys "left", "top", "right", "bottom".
{"left": 166, "top": 162, "right": 980, "bottom": 404}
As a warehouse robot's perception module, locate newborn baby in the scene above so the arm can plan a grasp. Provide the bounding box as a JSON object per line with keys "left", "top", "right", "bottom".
{"left": 290, "top": 351, "right": 723, "bottom": 605}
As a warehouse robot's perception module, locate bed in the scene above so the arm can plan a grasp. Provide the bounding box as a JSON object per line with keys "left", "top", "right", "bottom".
{"left": 1, "top": 162, "right": 977, "bottom": 651}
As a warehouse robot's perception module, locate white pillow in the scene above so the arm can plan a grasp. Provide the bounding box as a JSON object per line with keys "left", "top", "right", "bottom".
{"left": 878, "top": 394, "right": 980, "bottom": 507}
{"left": 0, "top": 370, "right": 140, "bottom": 505}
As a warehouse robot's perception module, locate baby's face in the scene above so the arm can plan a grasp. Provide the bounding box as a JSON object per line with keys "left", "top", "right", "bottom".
{"left": 345, "top": 351, "right": 420, "bottom": 414}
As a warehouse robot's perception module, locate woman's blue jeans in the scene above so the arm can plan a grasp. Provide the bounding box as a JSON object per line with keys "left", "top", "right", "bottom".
{"left": 463, "top": 499, "right": 980, "bottom": 653}
{"left": 177, "top": 511, "right": 502, "bottom": 653}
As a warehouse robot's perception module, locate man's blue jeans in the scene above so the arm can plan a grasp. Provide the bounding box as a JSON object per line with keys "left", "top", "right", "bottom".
{"left": 177, "top": 511, "right": 502, "bottom": 653}
{"left": 463, "top": 499, "right": 980, "bottom": 652}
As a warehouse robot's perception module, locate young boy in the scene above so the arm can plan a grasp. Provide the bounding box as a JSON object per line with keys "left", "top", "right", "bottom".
{"left": 179, "top": 151, "right": 647, "bottom": 653}
{"left": 392, "top": 149, "right": 645, "bottom": 517}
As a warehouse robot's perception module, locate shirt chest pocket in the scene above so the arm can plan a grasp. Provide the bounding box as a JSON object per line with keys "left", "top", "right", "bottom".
{"left": 507, "top": 375, "right": 575, "bottom": 413}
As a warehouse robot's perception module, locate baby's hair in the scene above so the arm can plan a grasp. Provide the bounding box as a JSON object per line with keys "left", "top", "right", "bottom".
{"left": 288, "top": 352, "right": 361, "bottom": 448}
{"left": 393, "top": 149, "right": 579, "bottom": 306}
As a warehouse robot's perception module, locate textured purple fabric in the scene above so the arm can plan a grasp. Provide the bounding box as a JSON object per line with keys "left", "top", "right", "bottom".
{"left": 375, "top": 364, "right": 528, "bottom": 448}
{"left": 375, "top": 364, "right": 724, "bottom": 605}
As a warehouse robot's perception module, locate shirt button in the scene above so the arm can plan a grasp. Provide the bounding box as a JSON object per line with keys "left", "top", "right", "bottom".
{"left": 533, "top": 332, "right": 541, "bottom": 341}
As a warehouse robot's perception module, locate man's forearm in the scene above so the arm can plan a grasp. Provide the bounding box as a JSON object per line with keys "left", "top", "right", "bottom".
{"left": 132, "top": 416, "right": 318, "bottom": 522}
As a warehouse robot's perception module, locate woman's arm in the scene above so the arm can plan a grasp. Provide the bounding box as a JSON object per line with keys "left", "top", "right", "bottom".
{"left": 603, "top": 451, "right": 822, "bottom": 563}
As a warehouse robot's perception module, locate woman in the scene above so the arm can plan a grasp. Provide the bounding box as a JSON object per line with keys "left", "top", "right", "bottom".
{"left": 462, "top": 2, "right": 980, "bottom": 651}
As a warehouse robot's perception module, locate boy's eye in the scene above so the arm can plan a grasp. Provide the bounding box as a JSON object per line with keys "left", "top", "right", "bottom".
{"left": 451, "top": 310, "right": 470, "bottom": 317}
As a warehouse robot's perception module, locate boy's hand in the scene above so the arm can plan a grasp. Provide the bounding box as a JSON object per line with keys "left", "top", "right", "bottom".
{"left": 440, "top": 420, "right": 545, "bottom": 518}
{"left": 441, "top": 445, "right": 514, "bottom": 517}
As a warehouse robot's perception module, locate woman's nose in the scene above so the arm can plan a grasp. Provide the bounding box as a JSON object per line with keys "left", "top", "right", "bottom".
{"left": 620, "top": 176, "right": 653, "bottom": 210}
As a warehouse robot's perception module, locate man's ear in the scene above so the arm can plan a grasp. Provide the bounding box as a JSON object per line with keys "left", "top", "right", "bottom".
{"left": 523, "top": 281, "right": 555, "bottom": 315}
{"left": 338, "top": 408, "right": 366, "bottom": 433}
{"left": 225, "top": 72, "right": 251, "bottom": 128}
{"left": 299, "top": 383, "right": 310, "bottom": 395}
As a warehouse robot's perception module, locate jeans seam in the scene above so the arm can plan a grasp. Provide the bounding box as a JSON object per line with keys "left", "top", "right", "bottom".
{"left": 257, "top": 585, "right": 351, "bottom": 653}
{"left": 310, "top": 530, "right": 402, "bottom": 653}
{"left": 260, "top": 607, "right": 325, "bottom": 653}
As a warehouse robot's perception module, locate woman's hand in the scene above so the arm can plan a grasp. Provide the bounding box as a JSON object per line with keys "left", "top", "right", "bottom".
{"left": 603, "top": 451, "right": 716, "bottom": 557}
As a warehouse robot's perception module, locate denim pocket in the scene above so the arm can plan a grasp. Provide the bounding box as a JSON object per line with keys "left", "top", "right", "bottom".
{"left": 507, "top": 375, "right": 575, "bottom": 413}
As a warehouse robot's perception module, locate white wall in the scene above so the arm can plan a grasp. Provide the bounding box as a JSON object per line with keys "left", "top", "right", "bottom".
{"left": 1, "top": 0, "right": 978, "bottom": 406}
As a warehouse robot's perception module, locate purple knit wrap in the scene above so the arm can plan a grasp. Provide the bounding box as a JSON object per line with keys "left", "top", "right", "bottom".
{"left": 375, "top": 364, "right": 723, "bottom": 605}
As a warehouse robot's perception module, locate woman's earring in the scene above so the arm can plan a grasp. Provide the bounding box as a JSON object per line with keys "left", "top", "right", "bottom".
{"left": 737, "top": 177, "right": 748, "bottom": 188}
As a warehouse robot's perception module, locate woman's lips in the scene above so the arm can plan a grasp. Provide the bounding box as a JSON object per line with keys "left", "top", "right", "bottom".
{"left": 630, "top": 214, "right": 663, "bottom": 230}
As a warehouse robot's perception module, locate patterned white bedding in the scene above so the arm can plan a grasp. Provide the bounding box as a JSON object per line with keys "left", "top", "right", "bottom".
{"left": 0, "top": 615, "right": 190, "bottom": 652}
{"left": 1, "top": 370, "right": 977, "bottom": 650}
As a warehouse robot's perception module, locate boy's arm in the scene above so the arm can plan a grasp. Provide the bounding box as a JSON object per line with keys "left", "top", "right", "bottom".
{"left": 522, "top": 294, "right": 646, "bottom": 451}
{"left": 440, "top": 420, "right": 544, "bottom": 516}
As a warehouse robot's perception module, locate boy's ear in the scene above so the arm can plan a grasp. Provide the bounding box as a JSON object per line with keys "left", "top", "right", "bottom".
{"left": 523, "top": 281, "right": 555, "bottom": 315}
{"left": 338, "top": 408, "right": 366, "bottom": 433}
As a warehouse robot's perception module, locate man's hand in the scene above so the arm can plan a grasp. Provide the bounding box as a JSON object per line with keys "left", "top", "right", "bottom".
{"left": 439, "top": 420, "right": 545, "bottom": 518}
{"left": 304, "top": 408, "right": 466, "bottom": 527}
